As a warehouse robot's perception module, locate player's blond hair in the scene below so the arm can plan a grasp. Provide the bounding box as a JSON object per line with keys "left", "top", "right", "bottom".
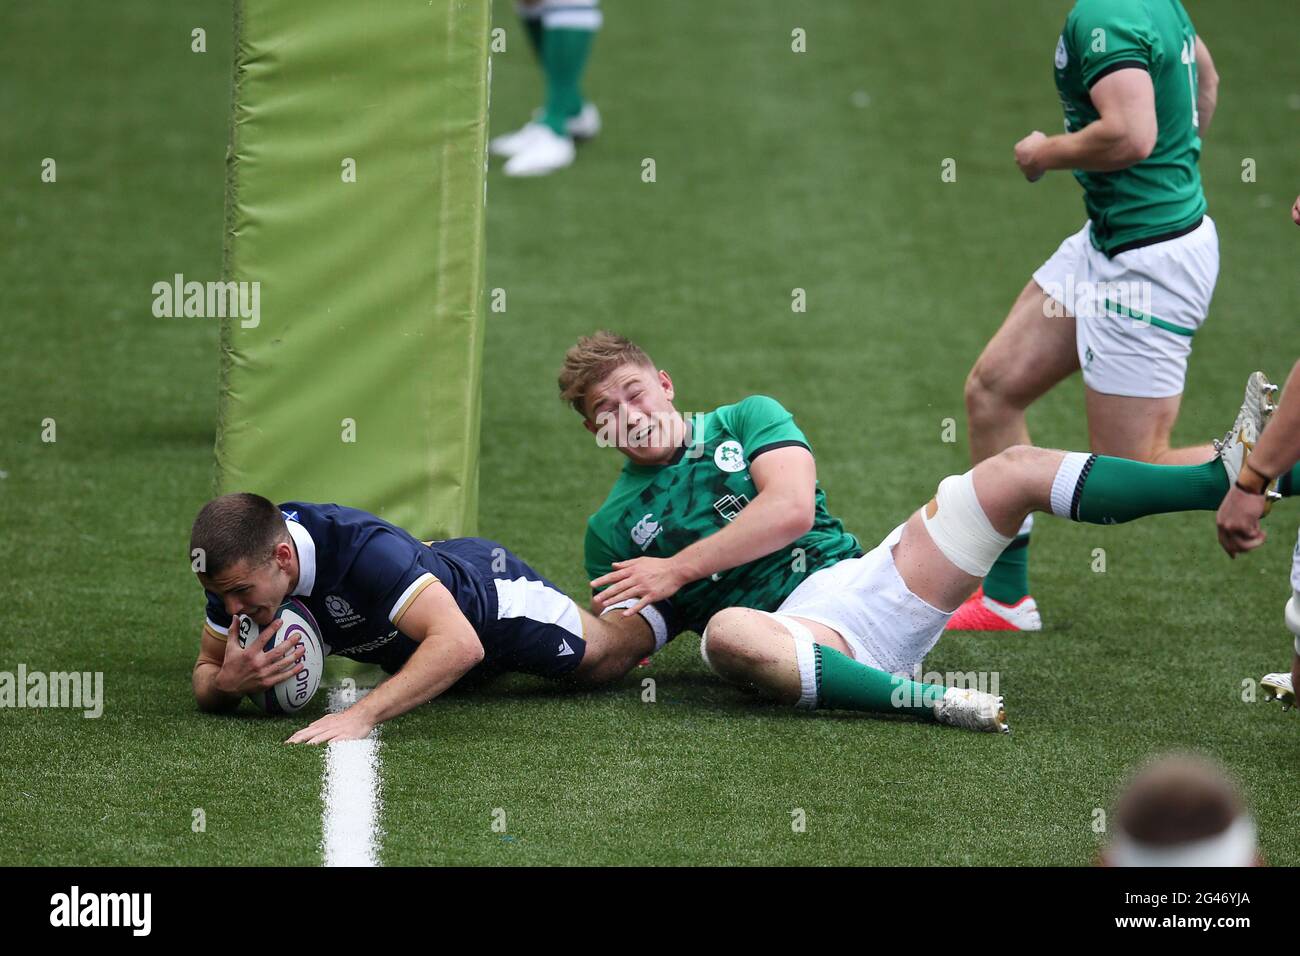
{"left": 557, "top": 331, "right": 656, "bottom": 417}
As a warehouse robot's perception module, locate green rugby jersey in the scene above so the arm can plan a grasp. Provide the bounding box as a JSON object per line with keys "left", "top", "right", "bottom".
{"left": 1054, "top": 0, "right": 1207, "bottom": 256}
{"left": 584, "top": 395, "right": 862, "bottom": 636}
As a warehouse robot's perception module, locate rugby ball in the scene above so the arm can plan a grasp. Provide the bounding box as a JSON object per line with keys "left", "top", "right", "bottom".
{"left": 236, "top": 598, "right": 325, "bottom": 714}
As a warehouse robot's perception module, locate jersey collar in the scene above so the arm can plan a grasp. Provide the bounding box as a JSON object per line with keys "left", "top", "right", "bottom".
{"left": 285, "top": 519, "right": 316, "bottom": 596}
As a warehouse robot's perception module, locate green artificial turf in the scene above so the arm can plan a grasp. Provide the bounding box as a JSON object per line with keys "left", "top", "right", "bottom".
{"left": 2, "top": 0, "right": 1298, "bottom": 865}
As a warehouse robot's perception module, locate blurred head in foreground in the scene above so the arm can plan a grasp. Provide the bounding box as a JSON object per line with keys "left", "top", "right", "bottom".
{"left": 1103, "top": 754, "right": 1259, "bottom": 867}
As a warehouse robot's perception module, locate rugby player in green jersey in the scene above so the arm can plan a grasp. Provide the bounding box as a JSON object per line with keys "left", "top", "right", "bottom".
{"left": 959, "top": 0, "right": 1226, "bottom": 631}
{"left": 561, "top": 332, "right": 1276, "bottom": 734}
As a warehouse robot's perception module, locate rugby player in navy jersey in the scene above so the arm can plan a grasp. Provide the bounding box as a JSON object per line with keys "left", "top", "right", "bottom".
{"left": 189, "top": 493, "right": 657, "bottom": 743}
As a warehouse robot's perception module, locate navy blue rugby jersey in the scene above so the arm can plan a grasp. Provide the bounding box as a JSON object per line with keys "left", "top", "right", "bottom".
{"left": 202, "top": 502, "right": 504, "bottom": 672}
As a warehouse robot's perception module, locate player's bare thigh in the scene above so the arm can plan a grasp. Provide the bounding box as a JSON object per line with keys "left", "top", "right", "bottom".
{"left": 966, "top": 282, "right": 1080, "bottom": 417}
{"left": 1085, "top": 388, "right": 1211, "bottom": 465}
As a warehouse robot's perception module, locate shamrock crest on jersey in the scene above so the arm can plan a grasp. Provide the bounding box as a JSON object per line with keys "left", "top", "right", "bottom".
{"left": 714, "top": 440, "right": 746, "bottom": 472}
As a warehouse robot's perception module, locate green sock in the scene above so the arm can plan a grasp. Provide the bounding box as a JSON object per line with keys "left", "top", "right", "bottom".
{"left": 1074, "top": 455, "right": 1229, "bottom": 524}
{"left": 541, "top": 27, "right": 593, "bottom": 134}
{"left": 520, "top": 13, "right": 544, "bottom": 60}
{"left": 983, "top": 534, "right": 1030, "bottom": 605}
{"left": 815, "top": 644, "right": 944, "bottom": 719}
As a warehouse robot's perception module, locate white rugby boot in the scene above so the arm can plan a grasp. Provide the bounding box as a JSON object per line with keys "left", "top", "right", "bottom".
{"left": 503, "top": 123, "right": 576, "bottom": 177}
{"left": 932, "top": 686, "right": 1010, "bottom": 734}
{"left": 1214, "top": 371, "right": 1280, "bottom": 508}
{"left": 491, "top": 103, "right": 599, "bottom": 157}
{"left": 1260, "top": 672, "right": 1295, "bottom": 711}
{"left": 566, "top": 102, "right": 601, "bottom": 140}
{"left": 490, "top": 120, "right": 548, "bottom": 159}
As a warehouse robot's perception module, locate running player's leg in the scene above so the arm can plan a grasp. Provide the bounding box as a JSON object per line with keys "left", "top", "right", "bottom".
{"left": 1085, "top": 390, "right": 1212, "bottom": 464}
{"left": 500, "top": 0, "right": 601, "bottom": 177}
{"left": 537, "top": 0, "right": 600, "bottom": 138}
{"left": 960, "top": 278, "right": 1080, "bottom": 623}
{"left": 965, "top": 280, "right": 1080, "bottom": 462}
{"left": 518, "top": 0, "right": 545, "bottom": 58}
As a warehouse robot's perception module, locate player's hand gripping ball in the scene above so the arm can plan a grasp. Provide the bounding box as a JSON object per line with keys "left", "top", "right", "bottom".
{"left": 237, "top": 599, "right": 325, "bottom": 714}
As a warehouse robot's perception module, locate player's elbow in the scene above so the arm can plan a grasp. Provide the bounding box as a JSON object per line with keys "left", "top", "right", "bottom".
{"left": 1128, "top": 129, "right": 1156, "bottom": 164}
{"left": 1114, "top": 125, "right": 1155, "bottom": 166}
{"left": 1098, "top": 113, "right": 1155, "bottom": 167}
{"left": 782, "top": 500, "right": 816, "bottom": 539}
{"left": 460, "top": 633, "right": 486, "bottom": 667}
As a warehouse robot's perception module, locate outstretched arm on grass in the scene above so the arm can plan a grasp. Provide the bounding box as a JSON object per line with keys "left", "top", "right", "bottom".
{"left": 286, "top": 582, "right": 483, "bottom": 744}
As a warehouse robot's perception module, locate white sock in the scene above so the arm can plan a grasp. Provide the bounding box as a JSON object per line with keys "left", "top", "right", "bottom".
{"left": 540, "top": 0, "right": 602, "bottom": 30}
{"left": 1050, "top": 452, "right": 1094, "bottom": 519}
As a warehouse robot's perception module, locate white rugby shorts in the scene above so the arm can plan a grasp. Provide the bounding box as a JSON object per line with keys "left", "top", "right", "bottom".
{"left": 1032, "top": 216, "right": 1219, "bottom": 399}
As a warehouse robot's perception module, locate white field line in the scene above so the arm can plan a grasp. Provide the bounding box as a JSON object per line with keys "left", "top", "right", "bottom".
{"left": 321, "top": 687, "right": 382, "bottom": 867}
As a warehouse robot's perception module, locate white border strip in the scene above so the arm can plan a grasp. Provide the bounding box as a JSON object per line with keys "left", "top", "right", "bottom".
{"left": 321, "top": 687, "right": 382, "bottom": 867}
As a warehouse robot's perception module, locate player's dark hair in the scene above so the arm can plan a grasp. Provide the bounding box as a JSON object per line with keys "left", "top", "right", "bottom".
{"left": 1113, "top": 754, "right": 1244, "bottom": 847}
{"left": 190, "top": 492, "right": 290, "bottom": 577}
{"left": 557, "top": 330, "right": 656, "bottom": 416}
